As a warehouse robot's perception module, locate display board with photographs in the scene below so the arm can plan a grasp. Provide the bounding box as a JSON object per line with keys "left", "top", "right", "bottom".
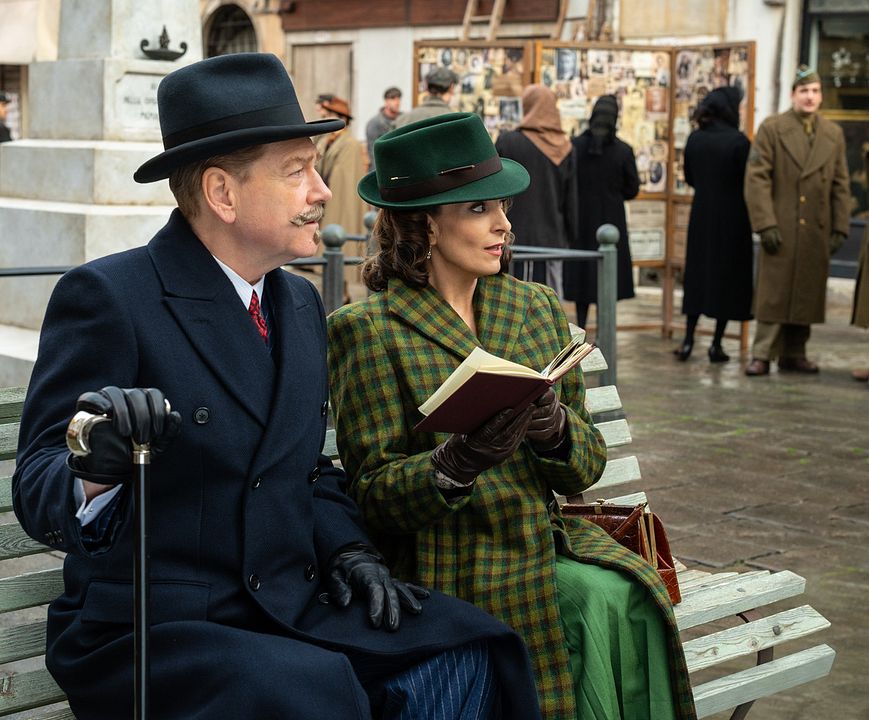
{"left": 536, "top": 43, "right": 673, "bottom": 197}
{"left": 671, "top": 43, "right": 755, "bottom": 195}
{"left": 412, "top": 41, "right": 532, "bottom": 142}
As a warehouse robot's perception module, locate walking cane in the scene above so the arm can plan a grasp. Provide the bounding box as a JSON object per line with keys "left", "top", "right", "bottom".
{"left": 67, "top": 403, "right": 168, "bottom": 720}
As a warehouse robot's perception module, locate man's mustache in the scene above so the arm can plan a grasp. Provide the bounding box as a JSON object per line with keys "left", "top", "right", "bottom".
{"left": 292, "top": 205, "right": 325, "bottom": 227}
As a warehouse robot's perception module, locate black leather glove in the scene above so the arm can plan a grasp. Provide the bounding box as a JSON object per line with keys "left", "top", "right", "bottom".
{"left": 759, "top": 227, "right": 781, "bottom": 254}
{"left": 327, "top": 543, "right": 430, "bottom": 631}
{"left": 829, "top": 231, "right": 847, "bottom": 255}
{"left": 525, "top": 388, "right": 567, "bottom": 452}
{"left": 431, "top": 406, "right": 534, "bottom": 484}
{"left": 67, "top": 386, "right": 181, "bottom": 485}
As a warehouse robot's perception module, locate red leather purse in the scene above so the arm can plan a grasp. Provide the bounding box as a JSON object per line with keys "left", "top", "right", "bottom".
{"left": 561, "top": 501, "right": 681, "bottom": 605}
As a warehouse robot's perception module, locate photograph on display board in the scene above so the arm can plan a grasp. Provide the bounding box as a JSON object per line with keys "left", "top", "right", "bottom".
{"left": 538, "top": 45, "right": 672, "bottom": 196}
{"left": 415, "top": 43, "right": 527, "bottom": 141}
{"left": 672, "top": 44, "right": 752, "bottom": 195}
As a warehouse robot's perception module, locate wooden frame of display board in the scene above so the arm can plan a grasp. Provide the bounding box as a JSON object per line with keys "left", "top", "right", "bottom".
{"left": 533, "top": 40, "right": 755, "bottom": 344}
{"left": 411, "top": 40, "right": 534, "bottom": 142}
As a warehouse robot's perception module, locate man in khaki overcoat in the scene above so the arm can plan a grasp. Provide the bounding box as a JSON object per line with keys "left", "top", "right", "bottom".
{"left": 851, "top": 149, "right": 869, "bottom": 385}
{"left": 744, "top": 65, "right": 851, "bottom": 376}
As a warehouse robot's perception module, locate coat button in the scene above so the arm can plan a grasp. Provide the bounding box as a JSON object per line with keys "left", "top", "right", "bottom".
{"left": 799, "top": 218, "right": 806, "bottom": 225}
{"left": 304, "top": 564, "right": 316, "bottom": 582}
{"left": 308, "top": 467, "right": 320, "bottom": 484}
{"left": 193, "top": 407, "right": 210, "bottom": 424}
{"left": 800, "top": 195, "right": 806, "bottom": 203}
{"left": 252, "top": 477, "right": 262, "bottom": 489}
{"left": 320, "top": 401, "right": 328, "bottom": 417}
{"left": 318, "top": 592, "right": 330, "bottom": 604}
{"left": 248, "top": 573, "right": 261, "bottom": 591}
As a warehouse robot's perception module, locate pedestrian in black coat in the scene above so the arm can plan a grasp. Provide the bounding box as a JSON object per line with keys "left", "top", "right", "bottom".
{"left": 675, "top": 86, "right": 753, "bottom": 363}
{"left": 496, "top": 84, "right": 578, "bottom": 298}
{"left": 568, "top": 95, "right": 639, "bottom": 329}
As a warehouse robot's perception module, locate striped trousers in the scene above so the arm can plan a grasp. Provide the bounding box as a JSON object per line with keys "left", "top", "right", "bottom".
{"left": 376, "top": 640, "right": 497, "bottom": 720}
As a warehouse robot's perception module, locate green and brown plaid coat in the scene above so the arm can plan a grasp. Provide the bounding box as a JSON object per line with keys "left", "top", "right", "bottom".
{"left": 327, "top": 273, "right": 696, "bottom": 720}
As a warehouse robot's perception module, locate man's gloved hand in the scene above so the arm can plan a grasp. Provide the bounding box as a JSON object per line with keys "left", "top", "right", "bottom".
{"left": 327, "top": 543, "right": 430, "bottom": 631}
{"left": 759, "top": 227, "right": 781, "bottom": 254}
{"left": 525, "top": 388, "right": 567, "bottom": 452}
{"left": 829, "top": 231, "right": 847, "bottom": 255}
{"left": 67, "top": 386, "right": 181, "bottom": 485}
{"left": 431, "top": 406, "right": 535, "bottom": 484}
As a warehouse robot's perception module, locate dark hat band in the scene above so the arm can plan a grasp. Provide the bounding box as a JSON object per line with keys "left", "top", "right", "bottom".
{"left": 162, "top": 102, "right": 302, "bottom": 150}
{"left": 379, "top": 155, "right": 502, "bottom": 202}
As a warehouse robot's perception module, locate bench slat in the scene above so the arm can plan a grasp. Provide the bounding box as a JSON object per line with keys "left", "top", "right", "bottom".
{"left": 0, "top": 476, "right": 12, "bottom": 513}
{"left": 0, "top": 387, "right": 26, "bottom": 422}
{"left": 0, "top": 620, "right": 48, "bottom": 664}
{"left": 579, "top": 347, "right": 607, "bottom": 375}
{"left": 678, "top": 571, "right": 757, "bottom": 593}
{"left": 0, "top": 569, "right": 65, "bottom": 613}
{"left": 0, "top": 422, "right": 19, "bottom": 461}
{"left": 674, "top": 570, "right": 806, "bottom": 630}
{"left": 598, "top": 490, "right": 648, "bottom": 506}
{"left": 683, "top": 605, "right": 831, "bottom": 673}
{"left": 0, "top": 523, "right": 51, "bottom": 561}
{"left": 595, "top": 419, "right": 632, "bottom": 448}
{"left": 692, "top": 644, "right": 836, "bottom": 718}
{"left": 585, "top": 385, "right": 622, "bottom": 415}
{"left": 0, "top": 667, "right": 67, "bottom": 716}
{"left": 582, "top": 455, "right": 641, "bottom": 493}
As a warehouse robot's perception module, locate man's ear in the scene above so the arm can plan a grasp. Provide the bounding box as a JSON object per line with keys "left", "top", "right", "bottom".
{"left": 201, "top": 167, "right": 237, "bottom": 224}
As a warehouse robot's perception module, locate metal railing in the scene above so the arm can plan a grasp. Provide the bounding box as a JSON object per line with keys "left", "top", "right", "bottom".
{"left": 0, "top": 220, "right": 620, "bottom": 384}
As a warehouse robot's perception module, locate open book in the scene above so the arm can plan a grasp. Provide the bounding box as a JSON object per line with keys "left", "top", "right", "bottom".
{"left": 414, "top": 336, "right": 595, "bottom": 434}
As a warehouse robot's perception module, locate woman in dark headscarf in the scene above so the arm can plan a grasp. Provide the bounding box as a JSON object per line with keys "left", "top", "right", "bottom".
{"left": 569, "top": 95, "right": 640, "bottom": 329}
{"left": 674, "top": 86, "right": 753, "bottom": 362}
{"left": 495, "top": 84, "right": 578, "bottom": 298}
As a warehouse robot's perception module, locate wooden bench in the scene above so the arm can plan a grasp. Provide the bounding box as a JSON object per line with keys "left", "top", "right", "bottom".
{"left": 0, "top": 342, "right": 835, "bottom": 718}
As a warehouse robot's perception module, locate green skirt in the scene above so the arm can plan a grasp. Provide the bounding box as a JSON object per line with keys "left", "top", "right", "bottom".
{"left": 556, "top": 556, "right": 679, "bottom": 720}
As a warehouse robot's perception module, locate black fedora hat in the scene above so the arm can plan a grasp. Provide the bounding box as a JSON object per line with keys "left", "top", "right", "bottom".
{"left": 134, "top": 53, "right": 344, "bottom": 183}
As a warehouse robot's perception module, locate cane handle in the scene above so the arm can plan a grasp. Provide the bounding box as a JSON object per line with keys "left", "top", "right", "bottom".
{"left": 66, "top": 399, "right": 171, "bottom": 457}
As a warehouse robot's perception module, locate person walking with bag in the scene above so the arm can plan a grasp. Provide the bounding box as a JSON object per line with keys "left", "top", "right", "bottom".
{"left": 328, "top": 112, "right": 697, "bottom": 720}
{"left": 674, "top": 86, "right": 753, "bottom": 362}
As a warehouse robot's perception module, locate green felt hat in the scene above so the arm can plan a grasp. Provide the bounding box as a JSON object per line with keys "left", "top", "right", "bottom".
{"left": 358, "top": 112, "right": 530, "bottom": 209}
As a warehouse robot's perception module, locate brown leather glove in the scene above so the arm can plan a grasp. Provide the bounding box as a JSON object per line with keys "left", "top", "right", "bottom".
{"left": 759, "top": 227, "right": 781, "bottom": 254}
{"left": 525, "top": 388, "right": 567, "bottom": 452}
{"left": 431, "top": 406, "right": 534, "bottom": 484}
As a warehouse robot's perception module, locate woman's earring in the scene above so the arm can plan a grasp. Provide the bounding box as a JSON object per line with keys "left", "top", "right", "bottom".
{"left": 426, "top": 247, "right": 432, "bottom": 260}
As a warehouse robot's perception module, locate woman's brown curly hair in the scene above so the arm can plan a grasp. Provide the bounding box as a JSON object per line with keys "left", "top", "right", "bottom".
{"left": 362, "top": 203, "right": 514, "bottom": 292}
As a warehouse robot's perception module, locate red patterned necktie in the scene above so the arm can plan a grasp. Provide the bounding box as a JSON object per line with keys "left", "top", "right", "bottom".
{"left": 248, "top": 290, "right": 268, "bottom": 344}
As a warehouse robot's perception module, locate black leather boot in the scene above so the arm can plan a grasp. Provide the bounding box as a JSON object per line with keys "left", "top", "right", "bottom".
{"left": 708, "top": 344, "right": 730, "bottom": 363}
{"left": 673, "top": 339, "right": 693, "bottom": 361}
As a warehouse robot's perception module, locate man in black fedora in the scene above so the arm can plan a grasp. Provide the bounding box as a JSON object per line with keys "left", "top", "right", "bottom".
{"left": 13, "top": 53, "right": 541, "bottom": 719}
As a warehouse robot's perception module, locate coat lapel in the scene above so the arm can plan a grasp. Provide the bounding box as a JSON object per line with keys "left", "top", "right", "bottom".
{"left": 779, "top": 111, "right": 810, "bottom": 170}
{"left": 474, "top": 274, "right": 525, "bottom": 360}
{"left": 387, "top": 279, "right": 479, "bottom": 361}
{"left": 148, "top": 211, "right": 275, "bottom": 427}
{"left": 801, "top": 119, "right": 836, "bottom": 179}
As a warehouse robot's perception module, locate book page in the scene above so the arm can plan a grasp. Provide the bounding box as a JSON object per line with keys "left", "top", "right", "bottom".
{"left": 419, "top": 346, "right": 542, "bottom": 416}
{"left": 542, "top": 337, "right": 596, "bottom": 380}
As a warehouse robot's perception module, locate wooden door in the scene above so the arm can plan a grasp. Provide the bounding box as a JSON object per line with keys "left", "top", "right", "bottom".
{"left": 290, "top": 44, "right": 353, "bottom": 122}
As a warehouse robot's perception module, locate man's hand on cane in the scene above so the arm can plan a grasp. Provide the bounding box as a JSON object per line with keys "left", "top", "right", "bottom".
{"left": 67, "top": 387, "right": 181, "bottom": 494}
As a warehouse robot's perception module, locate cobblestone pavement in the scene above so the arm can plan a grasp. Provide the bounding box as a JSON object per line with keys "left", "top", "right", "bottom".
{"left": 604, "top": 282, "right": 868, "bottom": 719}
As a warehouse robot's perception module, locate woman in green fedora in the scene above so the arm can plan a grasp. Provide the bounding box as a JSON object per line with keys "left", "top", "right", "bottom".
{"left": 327, "top": 112, "right": 695, "bottom": 720}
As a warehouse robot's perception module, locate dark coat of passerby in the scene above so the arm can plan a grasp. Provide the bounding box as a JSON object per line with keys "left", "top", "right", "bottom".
{"left": 744, "top": 65, "right": 851, "bottom": 376}
{"left": 0, "top": 92, "right": 12, "bottom": 143}
{"left": 365, "top": 86, "right": 402, "bottom": 171}
{"left": 568, "top": 95, "right": 639, "bottom": 329}
{"left": 675, "top": 86, "right": 753, "bottom": 363}
{"left": 495, "top": 84, "right": 578, "bottom": 301}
